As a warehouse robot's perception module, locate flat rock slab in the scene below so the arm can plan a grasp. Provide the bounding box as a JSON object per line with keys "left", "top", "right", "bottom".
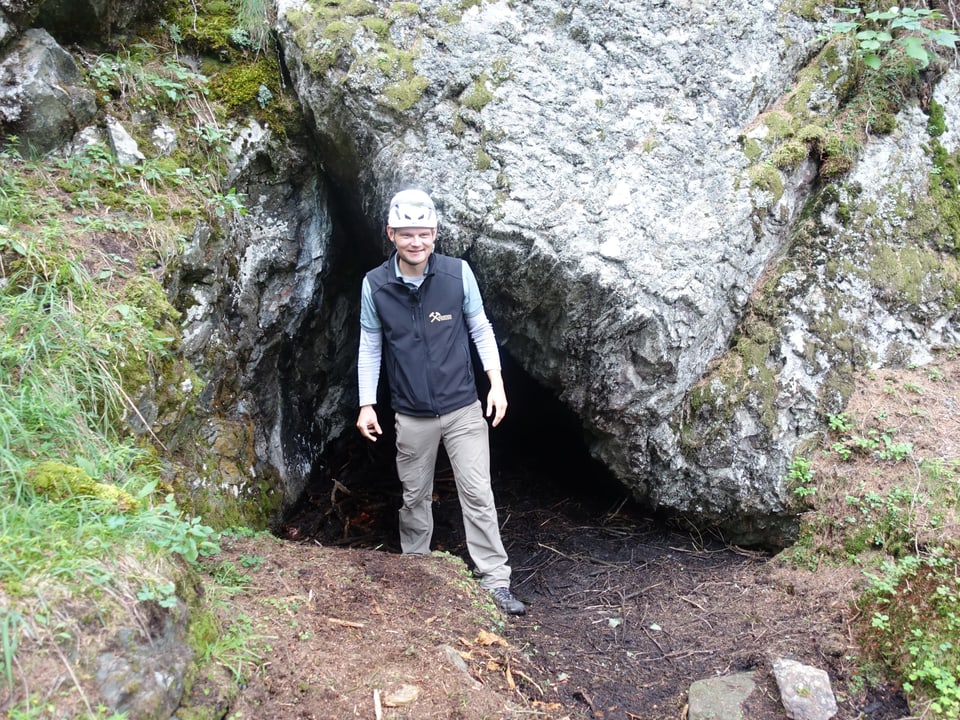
{"left": 688, "top": 671, "right": 757, "bottom": 720}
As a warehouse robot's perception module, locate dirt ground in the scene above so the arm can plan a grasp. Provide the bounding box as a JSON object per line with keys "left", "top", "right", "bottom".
{"left": 188, "top": 352, "right": 960, "bottom": 720}
{"left": 193, "top": 355, "right": 960, "bottom": 720}
{"left": 199, "top": 470, "right": 901, "bottom": 720}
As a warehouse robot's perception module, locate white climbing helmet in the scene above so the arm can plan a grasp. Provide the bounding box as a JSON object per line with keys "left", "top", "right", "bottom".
{"left": 387, "top": 189, "right": 438, "bottom": 229}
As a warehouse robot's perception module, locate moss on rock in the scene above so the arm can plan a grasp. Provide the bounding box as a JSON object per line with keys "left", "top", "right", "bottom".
{"left": 287, "top": 1, "right": 435, "bottom": 113}
{"left": 26, "top": 461, "right": 140, "bottom": 511}
{"left": 209, "top": 59, "right": 278, "bottom": 113}
{"left": 924, "top": 141, "right": 960, "bottom": 254}
{"left": 748, "top": 163, "right": 785, "bottom": 206}
{"left": 460, "top": 73, "right": 493, "bottom": 111}
{"left": 771, "top": 139, "right": 810, "bottom": 170}
{"left": 866, "top": 244, "right": 960, "bottom": 308}
{"left": 928, "top": 98, "right": 947, "bottom": 138}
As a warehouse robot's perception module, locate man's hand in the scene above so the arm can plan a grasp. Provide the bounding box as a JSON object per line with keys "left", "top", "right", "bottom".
{"left": 485, "top": 370, "right": 508, "bottom": 427}
{"left": 357, "top": 405, "right": 382, "bottom": 441}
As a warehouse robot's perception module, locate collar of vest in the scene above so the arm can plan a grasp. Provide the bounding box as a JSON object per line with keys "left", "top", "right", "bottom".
{"left": 390, "top": 251, "right": 434, "bottom": 281}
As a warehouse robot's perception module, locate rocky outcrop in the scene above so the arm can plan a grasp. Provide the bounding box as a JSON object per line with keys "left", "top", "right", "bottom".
{"left": 172, "top": 121, "right": 352, "bottom": 510}
{"left": 3, "top": 0, "right": 955, "bottom": 545}
{"left": 94, "top": 598, "right": 192, "bottom": 720}
{"left": 269, "top": 0, "right": 960, "bottom": 543}
{"left": 36, "top": 0, "right": 166, "bottom": 44}
{"left": 0, "top": 28, "right": 96, "bottom": 154}
{"left": 666, "top": 70, "right": 960, "bottom": 542}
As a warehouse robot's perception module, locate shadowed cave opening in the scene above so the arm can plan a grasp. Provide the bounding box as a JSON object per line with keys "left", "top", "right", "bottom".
{"left": 281, "top": 347, "right": 637, "bottom": 557}
{"left": 273, "top": 184, "right": 640, "bottom": 558}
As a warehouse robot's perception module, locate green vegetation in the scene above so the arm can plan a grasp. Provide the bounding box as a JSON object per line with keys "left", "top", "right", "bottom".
{"left": 861, "top": 548, "right": 960, "bottom": 718}
{"left": 285, "top": 0, "right": 431, "bottom": 112}
{"left": 721, "top": 3, "right": 960, "bottom": 693}
{"left": 783, "top": 356, "right": 960, "bottom": 717}
{"left": 743, "top": 3, "right": 958, "bottom": 219}
{"left": 0, "top": 224, "right": 220, "bottom": 713}
{"left": 461, "top": 73, "right": 494, "bottom": 111}
{"left": 829, "top": 6, "right": 958, "bottom": 71}
{"left": 0, "top": 1, "right": 303, "bottom": 711}
{"left": 160, "top": 0, "right": 293, "bottom": 131}
{"left": 788, "top": 456, "right": 816, "bottom": 498}
{"left": 926, "top": 138, "right": 960, "bottom": 255}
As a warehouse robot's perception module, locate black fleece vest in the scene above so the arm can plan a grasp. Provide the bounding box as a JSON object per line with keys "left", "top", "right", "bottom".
{"left": 366, "top": 253, "right": 477, "bottom": 417}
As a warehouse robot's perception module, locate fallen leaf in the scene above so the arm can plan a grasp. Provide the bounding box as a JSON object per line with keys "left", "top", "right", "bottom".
{"left": 476, "top": 629, "right": 508, "bottom": 647}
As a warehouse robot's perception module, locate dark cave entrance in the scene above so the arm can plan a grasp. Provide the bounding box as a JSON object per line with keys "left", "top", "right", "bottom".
{"left": 276, "top": 181, "right": 635, "bottom": 556}
{"left": 280, "top": 347, "right": 633, "bottom": 556}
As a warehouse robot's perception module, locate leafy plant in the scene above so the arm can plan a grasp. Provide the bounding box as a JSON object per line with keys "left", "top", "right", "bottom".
{"left": 829, "top": 413, "right": 853, "bottom": 433}
{"left": 831, "top": 426, "right": 913, "bottom": 463}
{"left": 789, "top": 456, "right": 816, "bottom": 497}
{"left": 236, "top": 0, "right": 272, "bottom": 55}
{"left": 860, "top": 550, "right": 960, "bottom": 717}
{"left": 843, "top": 486, "right": 916, "bottom": 555}
{"left": 830, "top": 6, "right": 958, "bottom": 70}
{"left": 137, "top": 581, "right": 179, "bottom": 609}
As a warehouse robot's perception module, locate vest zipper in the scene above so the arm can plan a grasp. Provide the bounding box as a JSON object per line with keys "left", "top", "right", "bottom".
{"left": 410, "top": 283, "right": 439, "bottom": 416}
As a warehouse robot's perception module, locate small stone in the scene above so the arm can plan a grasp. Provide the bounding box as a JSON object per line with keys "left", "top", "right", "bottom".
{"left": 382, "top": 683, "right": 420, "bottom": 707}
{"left": 772, "top": 658, "right": 838, "bottom": 720}
{"left": 105, "top": 115, "right": 146, "bottom": 166}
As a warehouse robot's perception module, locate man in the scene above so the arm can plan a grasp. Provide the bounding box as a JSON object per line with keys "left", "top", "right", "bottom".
{"left": 355, "top": 188, "right": 525, "bottom": 616}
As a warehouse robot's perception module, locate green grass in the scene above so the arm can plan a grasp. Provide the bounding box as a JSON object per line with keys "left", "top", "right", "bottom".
{"left": 0, "top": 166, "right": 220, "bottom": 712}
{"left": 0, "top": 12, "right": 274, "bottom": 715}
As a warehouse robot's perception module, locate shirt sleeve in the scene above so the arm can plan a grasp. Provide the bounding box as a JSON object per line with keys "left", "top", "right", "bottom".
{"left": 359, "top": 276, "right": 381, "bottom": 332}
{"left": 461, "top": 261, "right": 484, "bottom": 318}
{"left": 466, "top": 309, "right": 501, "bottom": 372}
{"left": 461, "top": 260, "right": 501, "bottom": 371}
{"left": 357, "top": 326, "right": 382, "bottom": 407}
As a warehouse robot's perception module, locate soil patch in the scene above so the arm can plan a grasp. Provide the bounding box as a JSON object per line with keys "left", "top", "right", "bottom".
{"left": 240, "top": 466, "right": 902, "bottom": 719}
{"left": 191, "top": 359, "right": 960, "bottom": 719}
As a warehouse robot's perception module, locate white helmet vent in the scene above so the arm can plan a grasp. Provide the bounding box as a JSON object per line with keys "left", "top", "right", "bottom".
{"left": 388, "top": 189, "right": 437, "bottom": 228}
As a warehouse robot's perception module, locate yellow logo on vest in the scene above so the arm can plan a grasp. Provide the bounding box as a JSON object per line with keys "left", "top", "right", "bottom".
{"left": 429, "top": 311, "right": 453, "bottom": 322}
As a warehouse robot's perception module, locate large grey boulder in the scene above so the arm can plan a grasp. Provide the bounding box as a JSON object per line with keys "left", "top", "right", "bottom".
{"left": 273, "top": 0, "right": 820, "bottom": 542}
{"left": 269, "top": 0, "right": 960, "bottom": 543}
{"left": 0, "top": 28, "right": 96, "bottom": 155}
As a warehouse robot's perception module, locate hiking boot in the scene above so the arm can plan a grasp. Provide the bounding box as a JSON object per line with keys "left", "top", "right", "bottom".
{"left": 491, "top": 587, "right": 526, "bottom": 616}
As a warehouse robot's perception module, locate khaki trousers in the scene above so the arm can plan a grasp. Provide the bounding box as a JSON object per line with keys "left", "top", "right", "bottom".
{"left": 395, "top": 400, "right": 511, "bottom": 590}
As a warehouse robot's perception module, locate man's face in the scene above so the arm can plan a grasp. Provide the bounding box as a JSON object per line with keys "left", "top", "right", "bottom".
{"left": 387, "top": 226, "right": 436, "bottom": 274}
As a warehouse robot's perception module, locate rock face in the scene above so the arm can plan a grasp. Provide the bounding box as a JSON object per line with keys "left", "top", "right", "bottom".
{"left": 94, "top": 600, "right": 192, "bottom": 720}
{"left": 36, "top": 0, "right": 165, "bottom": 43}
{"left": 268, "top": 0, "right": 959, "bottom": 543}
{"left": 2, "top": 1, "right": 955, "bottom": 545}
{"left": 0, "top": 28, "right": 96, "bottom": 154}
{"left": 173, "top": 122, "right": 353, "bottom": 510}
